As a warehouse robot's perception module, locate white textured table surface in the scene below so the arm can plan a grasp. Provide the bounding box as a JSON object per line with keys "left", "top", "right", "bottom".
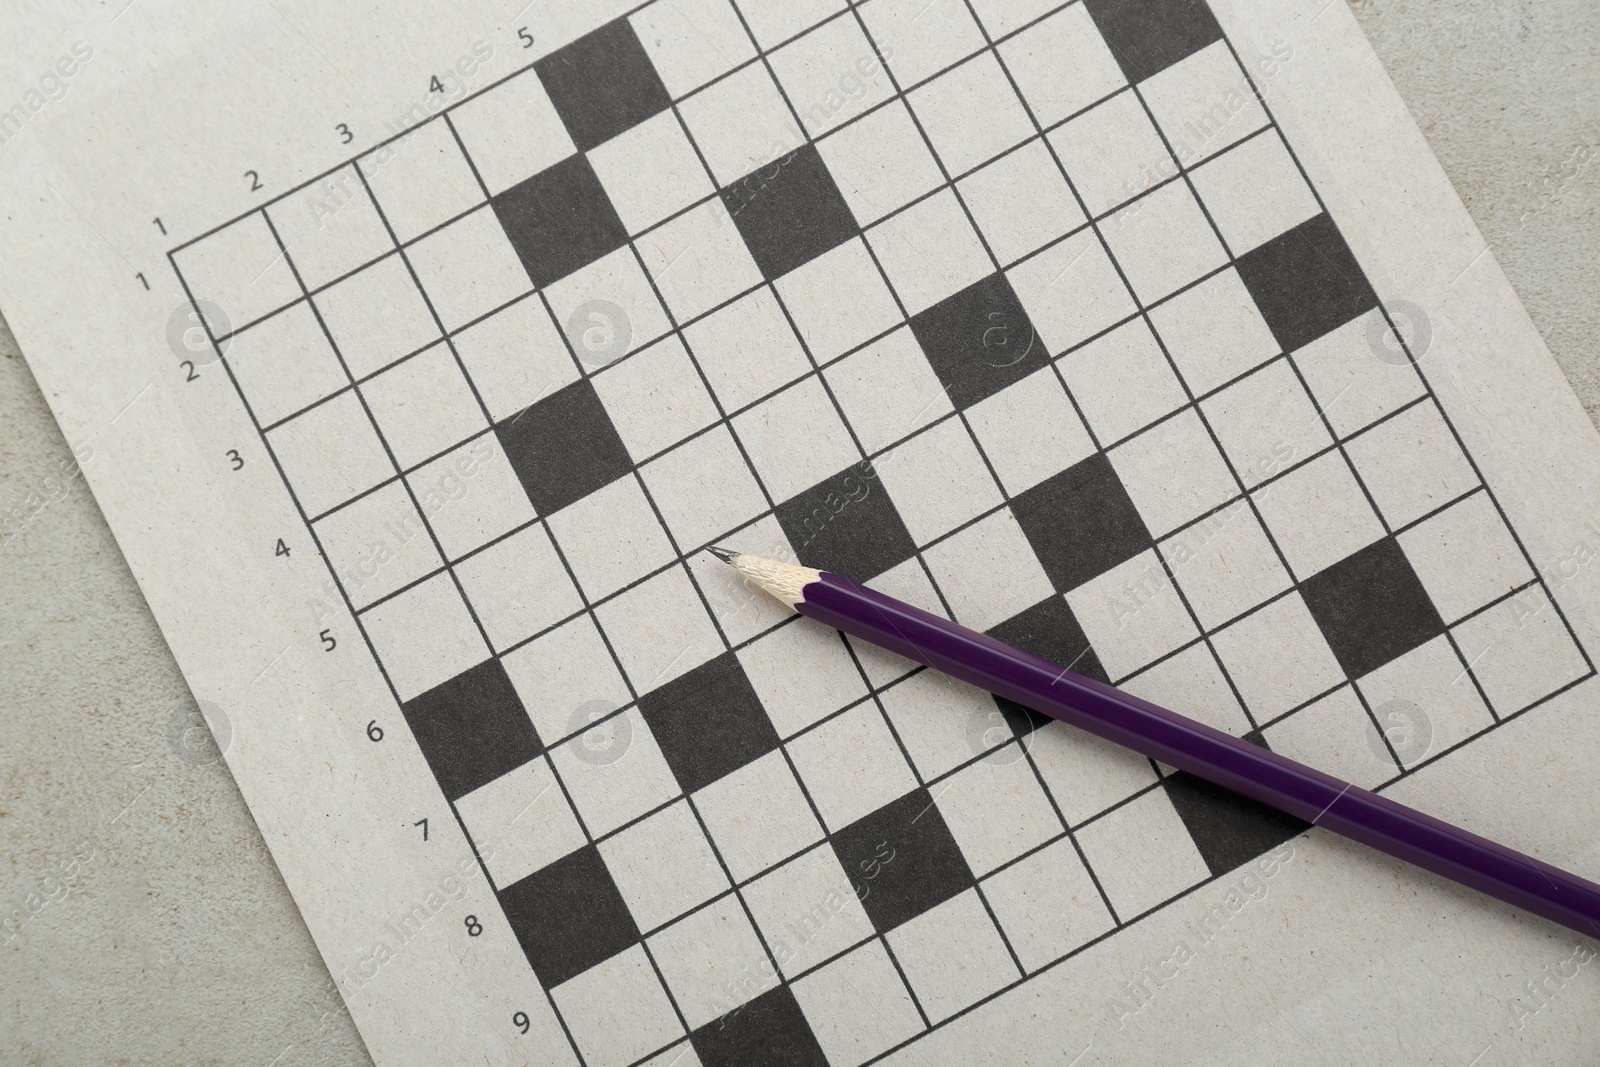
{"left": 1, "top": 1, "right": 1596, "bottom": 1063}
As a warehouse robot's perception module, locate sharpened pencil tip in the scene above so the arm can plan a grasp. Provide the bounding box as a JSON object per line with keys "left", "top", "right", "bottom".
{"left": 706, "top": 545, "right": 739, "bottom": 564}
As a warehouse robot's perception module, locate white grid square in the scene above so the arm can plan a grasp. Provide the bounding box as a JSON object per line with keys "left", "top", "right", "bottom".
{"left": 593, "top": 336, "right": 720, "bottom": 462}
{"left": 732, "top": 375, "right": 860, "bottom": 502}
{"left": 967, "top": 0, "right": 1060, "bottom": 37}
{"left": 1399, "top": 493, "right": 1534, "bottom": 623}
{"left": 600, "top": 800, "right": 730, "bottom": 932}
{"left": 877, "top": 418, "right": 1004, "bottom": 543}
{"left": 552, "top": 707, "right": 685, "bottom": 837}
{"left": 792, "top": 941, "right": 923, "bottom": 1067}
{"left": 314, "top": 480, "right": 443, "bottom": 609}
{"left": 589, "top": 110, "right": 716, "bottom": 236}
{"left": 649, "top": 894, "right": 777, "bottom": 1028}
{"left": 638, "top": 199, "right": 764, "bottom": 321}
{"left": 824, "top": 326, "right": 953, "bottom": 452}
{"left": 502, "top": 614, "right": 630, "bottom": 745}
{"left": 451, "top": 295, "right": 578, "bottom": 423}
{"left": 1102, "top": 180, "right": 1229, "bottom": 303}
{"left": 694, "top": 750, "right": 825, "bottom": 882}
{"left": 1141, "top": 41, "right": 1269, "bottom": 166}
{"left": 457, "top": 757, "right": 585, "bottom": 887}
{"left": 1007, "top": 229, "right": 1136, "bottom": 354}
{"left": 787, "top": 702, "right": 919, "bottom": 832}
{"left": 982, "top": 837, "right": 1114, "bottom": 972}
{"left": 1108, "top": 410, "right": 1239, "bottom": 539}
{"left": 1344, "top": 401, "right": 1479, "bottom": 530}
{"left": 1148, "top": 266, "right": 1281, "bottom": 397}
{"left": 269, "top": 165, "right": 393, "bottom": 292}
{"left": 775, "top": 237, "right": 904, "bottom": 361}
{"left": 957, "top": 139, "right": 1086, "bottom": 265}
{"left": 997, "top": 3, "right": 1125, "bottom": 126}
{"left": 448, "top": 68, "right": 575, "bottom": 195}
{"left": 1189, "top": 129, "right": 1320, "bottom": 256}
{"left": 922, "top": 509, "right": 1054, "bottom": 632}
{"left": 360, "top": 343, "right": 487, "bottom": 470}
{"left": 1067, "top": 549, "right": 1200, "bottom": 680}
{"left": 1355, "top": 636, "right": 1495, "bottom": 769}
{"left": 360, "top": 117, "right": 485, "bottom": 243}
{"left": 817, "top": 101, "right": 944, "bottom": 227}
{"left": 684, "top": 287, "right": 813, "bottom": 411}
{"left": 1210, "top": 592, "right": 1345, "bottom": 720}
{"left": 1263, "top": 687, "right": 1389, "bottom": 788}
{"left": 405, "top": 205, "right": 530, "bottom": 331}
{"left": 226, "top": 303, "right": 348, "bottom": 424}
{"left": 1028, "top": 721, "right": 1159, "bottom": 827}
{"left": 1057, "top": 318, "right": 1187, "bottom": 446}
{"left": 594, "top": 565, "right": 724, "bottom": 692}
{"left": 935, "top": 751, "right": 1060, "bottom": 876}
{"left": 879, "top": 668, "right": 1003, "bottom": 782}
{"left": 1202, "top": 358, "right": 1332, "bottom": 488}
{"left": 1074, "top": 787, "right": 1209, "bottom": 918}
{"left": 1048, "top": 90, "right": 1173, "bottom": 217}
{"left": 641, "top": 427, "right": 769, "bottom": 550}
{"left": 551, "top": 946, "right": 683, "bottom": 1067}
{"left": 1453, "top": 588, "right": 1588, "bottom": 713}
{"left": 267, "top": 390, "right": 393, "bottom": 517}
{"left": 966, "top": 368, "right": 1095, "bottom": 496}
{"left": 409, "top": 437, "right": 537, "bottom": 560}
{"left": 744, "top": 846, "right": 875, "bottom": 977}
{"left": 860, "top": 0, "right": 984, "bottom": 87}
{"left": 455, "top": 524, "right": 584, "bottom": 651}
{"left": 738, "top": 618, "right": 870, "bottom": 738}
{"left": 361, "top": 573, "right": 488, "bottom": 700}
{"left": 314, "top": 254, "right": 441, "bottom": 379}
{"left": 907, "top": 52, "right": 1034, "bottom": 176}
{"left": 735, "top": 0, "right": 847, "bottom": 50}
{"left": 769, "top": 14, "right": 896, "bottom": 138}
{"left": 866, "top": 188, "right": 991, "bottom": 315}
{"left": 544, "top": 246, "right": 673, "bottom": 363}
{"left": 886, "top": 890, "right": 1017, "bottom": 1022}
{"left": 173, "top": 213, "right": 301, "bottom": 332}
{"left": 631, "top": 0, "right": 757, "bottom": 99}
{"left": 1161, "top": 500, "right": 1290, "bottom": 631}
{"left": 1119, "top": 641, "right": 1252, "bottom": 737}
{"left": 678, "top": 61, "right": 802, "bottom": 186}
{"left": 545, "top": 477, "right": 676, "bottom": 600}
{"left": 1290, "top": 310, "right": 1427, "bottom": 437}
{"left": 1252, "top": 450, "right": 1384, "bottom": 579}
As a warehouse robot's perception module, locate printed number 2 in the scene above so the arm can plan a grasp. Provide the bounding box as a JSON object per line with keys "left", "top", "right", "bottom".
{"left": 245, "top": 170, "right": 263, "bottom": 192}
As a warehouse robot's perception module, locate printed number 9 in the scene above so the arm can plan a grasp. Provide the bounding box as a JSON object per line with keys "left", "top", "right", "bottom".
{"left": 513, "top": 1011, "right": 530, "bottom": 1034}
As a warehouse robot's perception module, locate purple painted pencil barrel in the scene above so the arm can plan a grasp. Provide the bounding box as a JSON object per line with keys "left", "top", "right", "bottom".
{"left": 797, "top": 569, "right": 1600, "bottom": 940}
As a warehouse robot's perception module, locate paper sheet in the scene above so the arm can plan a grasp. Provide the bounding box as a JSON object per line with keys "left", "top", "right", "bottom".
{"left": 2, "top": 0, "right": 1598, "bottom": 1063}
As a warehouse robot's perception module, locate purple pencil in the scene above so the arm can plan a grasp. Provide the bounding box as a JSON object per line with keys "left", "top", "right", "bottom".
{"left": 710, "top": 548, "right": 1600, "bottom": 940}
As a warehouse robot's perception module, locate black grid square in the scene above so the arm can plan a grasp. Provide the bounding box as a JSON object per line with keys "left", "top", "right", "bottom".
{"left": 492, "top": 154, "right": 629, "bottom": 288}
{"left": 909, "top": 273, "right": 1048, "bottom": 411}
{"left": 1162, "top": 771, "right": 1309, "bottom": 877}
{"left": 691, "top": 985, "right": 828, "bottom": 1067}
{"left": 987, "top": 596, "right": 1108, "bottom": 735}
{"left": 400, "top": 659, "right": 541, "bottom": 801}
{"left": 1235, "top": 213, "right": 1379, "bottom": 354}
{"left": 1300, "top": 536, "right": 1445, "bottom": 679}
{"left": 535, "top": 19, "right": 672, "bottom": 152}
{"left": 494, "top": 379, "right": 633, "bottom": 515}
{"left": 775, "top": 466, "right": 918, "bottom": 581}
{"left": 637, "top": 652, "right": 782, "bottom": 793}
{"left": 1011, "top": 454, "right": 1153, "bottom": 593}
{"left": 1083, "top": 0, "right": 1225, "bottom": 85}
{"left": 723, "top": 144, "right": 860, "bottom": 280}
{"left": 832, "top": 787, "right": 974, "bottom": 934}
{"left": 500, "top": 845, "right": 640, "bottom": 987}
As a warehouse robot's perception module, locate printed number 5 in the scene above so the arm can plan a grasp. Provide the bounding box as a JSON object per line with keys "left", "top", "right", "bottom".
{"left": 319, "top": 629, "right": 336, "bottom": 652}
{"left": 518, "top": 27, "right": 534, "bottom": 48}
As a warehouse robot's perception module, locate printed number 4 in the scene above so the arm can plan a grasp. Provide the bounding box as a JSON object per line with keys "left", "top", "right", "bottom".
{"left": 275, "top": 538, "right": 291, "bottom": 558}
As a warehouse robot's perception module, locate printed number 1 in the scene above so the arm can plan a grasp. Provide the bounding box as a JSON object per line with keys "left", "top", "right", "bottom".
{"left": 414, "top": 818, "right": 428, "bottom": 841}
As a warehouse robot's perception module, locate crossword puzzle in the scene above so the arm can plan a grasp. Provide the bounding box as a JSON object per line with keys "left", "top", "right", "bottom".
{"left": 167, "top": 0, "right": 1594, "bottom": 1063}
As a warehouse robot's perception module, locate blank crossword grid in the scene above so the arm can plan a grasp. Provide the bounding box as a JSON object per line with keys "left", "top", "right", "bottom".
{"left": 168, "top": 0, "right": 1593, "bottom": 1063}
